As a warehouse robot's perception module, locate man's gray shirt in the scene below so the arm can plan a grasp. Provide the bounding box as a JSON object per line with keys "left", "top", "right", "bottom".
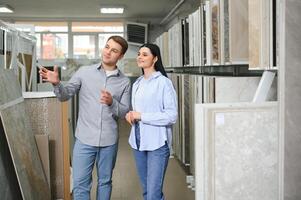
{"left": 53, "top": 63, "right": 131, "bottom": 147}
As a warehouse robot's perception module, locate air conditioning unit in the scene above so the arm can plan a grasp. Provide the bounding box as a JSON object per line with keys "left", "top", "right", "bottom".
{"left": 125, "top": 22, "right": 148, "bottom": 45}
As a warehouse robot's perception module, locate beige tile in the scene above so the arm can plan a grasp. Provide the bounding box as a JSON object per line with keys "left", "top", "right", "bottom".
{"left": 229, "top": 0, "right": 249, "bottom": 63}
{"left": 248, "top": 0, "right": 270, "bottom": 69}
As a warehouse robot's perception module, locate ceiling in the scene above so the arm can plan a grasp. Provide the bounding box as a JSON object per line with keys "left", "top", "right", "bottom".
{"left": 0, "top": 0, "right": 197, "bottom": 25}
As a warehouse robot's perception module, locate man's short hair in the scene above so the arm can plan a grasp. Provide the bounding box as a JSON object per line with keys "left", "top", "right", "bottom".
{"left": 107, "top": 36, "right": 128, "bottom": 55}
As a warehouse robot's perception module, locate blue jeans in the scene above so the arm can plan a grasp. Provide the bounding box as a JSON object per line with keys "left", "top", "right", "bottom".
{"left": 133, "top": 143, "right": 170, "bottom": 200}
{"left": 72, "top": 139, "right": 118, "bottom": 200}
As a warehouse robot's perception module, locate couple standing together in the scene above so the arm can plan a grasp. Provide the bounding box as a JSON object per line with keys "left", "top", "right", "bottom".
{"left": 39, "top": 36, "right": 178, "bottom": 200}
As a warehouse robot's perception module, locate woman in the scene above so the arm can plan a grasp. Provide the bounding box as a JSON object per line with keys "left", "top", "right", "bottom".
{"left": 125, "top": 43, "right": 178, "bottom": 200}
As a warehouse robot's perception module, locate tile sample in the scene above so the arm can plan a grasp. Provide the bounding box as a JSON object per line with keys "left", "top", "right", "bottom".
{"left": 229, "top": 0, "right": 249, "bottom": 63}
{"left": 248, "top": 0, "right": 271, "bottom": 69}
{"left": 0, "top": 69, "right": 51, "bottom": 200}
{"left": 24, "top": 94, "right": 65, "bottom": 199}
{"left": 223, "top": 0, "right": 230, "bottom": 63}
{"left": 0, "top": 118, "right": 22, "bottom": 200}
{"left": 0, "top": 68, "right": 22, "bottom": 105}
{"left": 0, "top": 104, "right": 51, "bottom": 200}
{"left": 212, "top": 0, "right": 220, "bottom": 64}
{"left": 215, "top": 76, "right": 277, "bottom": 102}
{"left": 195, "top": 102, "right": 278, "bottom": 200}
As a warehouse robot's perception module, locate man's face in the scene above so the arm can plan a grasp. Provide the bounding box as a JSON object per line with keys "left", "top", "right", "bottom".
{"left": 101, "top": 39, "right": 124, "bottom": 66}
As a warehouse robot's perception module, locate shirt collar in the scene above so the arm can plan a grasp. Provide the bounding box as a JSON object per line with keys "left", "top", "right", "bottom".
{"left": 150, "top": 71, "right": 162, "bottom": 79}
{"left": 96, "top": 63, "right": 120, "bottom": 76}
{"left": 135, "top": 71, "right": 162, "bottom": 84}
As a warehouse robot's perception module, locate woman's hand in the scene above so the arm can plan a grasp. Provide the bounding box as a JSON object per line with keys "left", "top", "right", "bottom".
{"left": 125, "top": 111, "right": 141, "bottom": 125}
{"left": 125, "top": 112, "right": 134, "bottom": 125}
{"left": 131, "top": 111, "right": 141, "bottom": 121}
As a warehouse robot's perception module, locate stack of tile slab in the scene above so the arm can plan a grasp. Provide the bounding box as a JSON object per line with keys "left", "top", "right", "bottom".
{"left": 0, "top": 68, "right": 51, "bottom": 200}
{"left": 23, "top": 92, "right": 65, "bottom": 199}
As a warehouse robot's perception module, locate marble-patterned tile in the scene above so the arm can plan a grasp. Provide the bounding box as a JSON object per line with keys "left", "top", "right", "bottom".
{"left": 0, "top": 68, "right": 22, "bottom": 105}
{"left": 212, "top": 0, "right": 220, "bottom": 64}
{"left": 215, "top": 77, "right": 277, "bottom": 102}
{"left": 229, "top": 0, "right": 249, "bottom": 63}
{"left": 223, "top": 0, "right": 230, "bottom": 63}
{"left": 248, "top": 0, "right": 261, "bottom": 68}
{"left": 0, "top": 103, "right": 51, "bottom": 200}
{"left": 195, "top": 102, "right": 278, "bottom": 200}
{"left": 183, "top": 75, "right": 191, "bottom": 165}
{"left": 248, "top": 0, "right": 270, "bottom": 69}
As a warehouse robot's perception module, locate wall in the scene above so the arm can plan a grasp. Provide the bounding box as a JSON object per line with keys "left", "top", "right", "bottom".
{"left": 148, "top": 0, "right": 202, "bottom": 42}
{"left": 279, "top": 0, "right": 301, "bottom": 199}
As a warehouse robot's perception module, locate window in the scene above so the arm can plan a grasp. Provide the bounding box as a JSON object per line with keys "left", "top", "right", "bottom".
{"left": 72, "top": 22, "right": 123, "bottom": 33}
{"left": 16, "top": 22, "right": 68, "bottom": 59}
{"left": 42, "top": 33, "right": 68, "bottom": 59}
{"left": 73, "top": 35, "right": 96, "bottom": 59}
{"left": 15, "top": 21, "right": 124, "bottom": 59}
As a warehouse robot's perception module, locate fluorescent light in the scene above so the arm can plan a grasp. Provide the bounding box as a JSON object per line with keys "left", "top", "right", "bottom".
{"left": 100, "top": 7, "right": 124, "bottom": 14}
{"left": 0, "top": 5, "right": 14, "bottom": 13}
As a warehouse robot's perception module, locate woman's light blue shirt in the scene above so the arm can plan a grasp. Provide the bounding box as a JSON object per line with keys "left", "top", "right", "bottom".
{"left": 128, "top": 71, "right": 178, "bottom": 151}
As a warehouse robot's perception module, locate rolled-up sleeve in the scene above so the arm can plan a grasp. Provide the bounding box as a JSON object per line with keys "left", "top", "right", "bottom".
{"left": 109, "top": 80, "right": 131, "bottom": 118}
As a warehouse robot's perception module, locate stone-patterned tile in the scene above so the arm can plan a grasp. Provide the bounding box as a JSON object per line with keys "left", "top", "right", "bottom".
{"left": 195, "top": 102, "right": 278, "bottom": 200}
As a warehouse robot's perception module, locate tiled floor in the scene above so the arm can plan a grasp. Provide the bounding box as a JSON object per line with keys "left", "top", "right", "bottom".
{"left": 90, "top": 120, "right": 195, "bottom": 200}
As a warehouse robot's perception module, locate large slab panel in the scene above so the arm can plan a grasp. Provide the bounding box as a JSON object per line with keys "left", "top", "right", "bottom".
{"left": 195, "top": 102, "right": 278, "bottom": 200}
{"left": 215, "top": 77, "right": 277, "bottom": 102}
{"left": 0, "top": 103, "right": 51, "bottom": 200}
{"left": 212, "top": 0, "right": 220, "bottom": 64}
{"left": 0, "top": 69, "right": 51, "bottom": 199}
{"left": 0, "top": 118, "right": 22, "bottom": 200}
{"left": 24, "top": 94, "right": 65, "bottom": 199}
{"left": 229, "top": 0, "right": 249, "bottom": 63}
{"left": 248, "top": 0, "right": 271, "bottom": 69}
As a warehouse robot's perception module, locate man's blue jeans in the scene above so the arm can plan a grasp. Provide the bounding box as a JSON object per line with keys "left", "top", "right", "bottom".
{"left": 72, "top": 139, "right": 118, "bottom": 200}
{"left": 133, "top": 143, "right": 170, "bottom": 200}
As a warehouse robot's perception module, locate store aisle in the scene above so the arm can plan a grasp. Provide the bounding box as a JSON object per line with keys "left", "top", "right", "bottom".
{"left": 91, "top": 120, "right": 195, "bottom": 200}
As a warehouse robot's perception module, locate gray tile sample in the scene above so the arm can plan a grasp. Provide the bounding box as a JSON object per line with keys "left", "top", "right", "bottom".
{"left": 0, "top": 68, "right": 22, "bottom": 105}
{"left": 0, "top": 69, "right": 51, "bottom": 200}
{"left": 24, "top": 96, "right": 64, "bottom": 199}
{"left": 0, "top": 118, "right": 22, "bottom": 200}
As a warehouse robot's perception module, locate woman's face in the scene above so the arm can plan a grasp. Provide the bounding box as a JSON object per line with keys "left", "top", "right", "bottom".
{"left": 136, "top": 47, "right": 157, "bottom": 69}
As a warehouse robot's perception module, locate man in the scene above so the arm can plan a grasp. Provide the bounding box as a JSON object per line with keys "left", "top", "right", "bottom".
{"left": 39, "top": 36, "right": 131, "bottom": 200}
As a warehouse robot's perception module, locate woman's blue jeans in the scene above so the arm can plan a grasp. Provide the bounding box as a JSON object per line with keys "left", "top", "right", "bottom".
{"left": 72, "top": 139, "right": 118, "bottom": 200}
{"left": 133, "top": 123, "right": 170, "bottom": 200}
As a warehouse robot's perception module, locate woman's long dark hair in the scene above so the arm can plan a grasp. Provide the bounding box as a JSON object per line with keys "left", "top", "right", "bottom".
{"left": 139, "top": 43, "right": 167, "bottom": 77}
